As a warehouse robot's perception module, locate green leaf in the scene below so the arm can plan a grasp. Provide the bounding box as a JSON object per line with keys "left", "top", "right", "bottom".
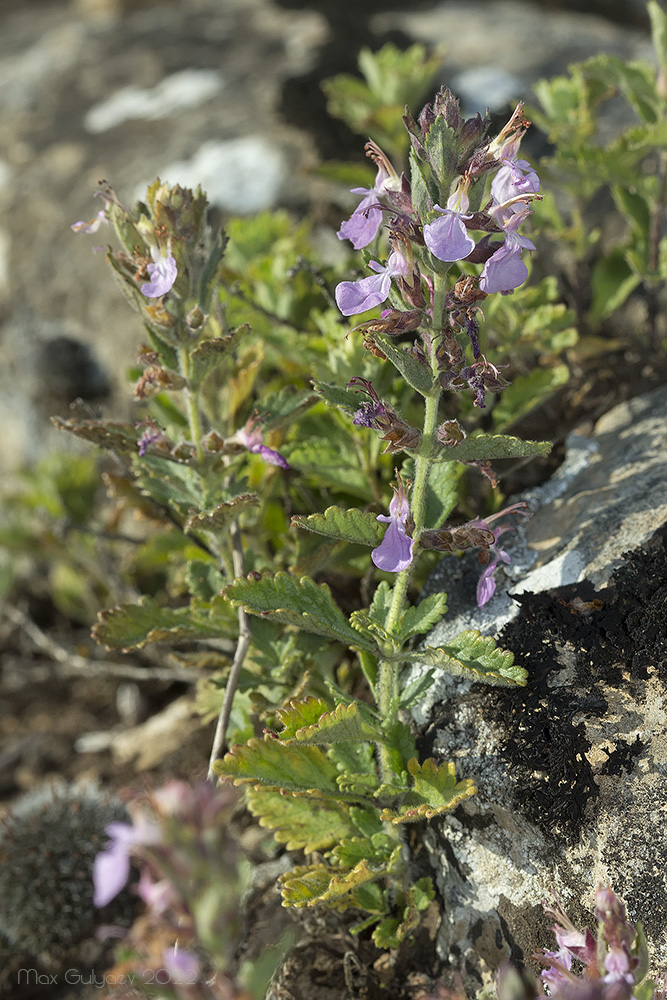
{"left": 92, "top": 595, "right": 237, "bottom": 651}
{"left": 348, "top": 805, "right": 385, "bottom": 840}
{"left": 244, "top": 786, "right": 357, "bottom": 852}
{"left": 369, "top": 580, "right": 393, "bottom": 629}
{"left": 280, "top": 849, "right": 401, "bottom": 908}
{"left": 397, "top": 669, "right": 437, "bottom": 711}
{"left": 434, "top": 433, "right": 552, "bottom": 463}
{"left": 380, "top": 757, "right": 476, "bottom": 824}
{"left": 291, "top": 506, "right": 384, "bottom": 546}
{"left": 401, "top": 630, "right": 528, "bottom": 686}
{"left": 52, "top": 416, "right": 140, "bottom": 456}
{"left": 257, "top": 387, "right": 318, "bottom": 429}
{"left": 381, "top": 719, "right": 417, "bottom": 782}
{"left": 283, "top": 438, "right": 371, "bottom": 499}
{"left": 423, "top": 115, "right": 460, "bottom": 191}
{"left": 311, "top": 380, "right": 359, "bottom": 413}
{"left": 184, "top": 494, "right": 259, "bottom": 534}
{"left": 280, "top": 701, "right": 382, "bottom": 745}
{"left": 491, "top": 366, "right": 570, "bottom": 433}
{"left": 223, "top": 572, "right": 375, "bottom": 649}
{"left": 589, "top": 248, "right": 642, "bottom": 323}
{"left": 650, "top": 0, "right": 667, "bottom": 79}
{"left": 409, "top": 147, "right": 434, "bottom": 221}
{"left": 214, "top": 735, "right": 341, "bottom": 795}
{"left": 275, "top": 696, "right": 332, "bottom": 739}
{"left": 332, "top": 833, "right": 394, "bottom": 869}
{"left": 371, "top": 336, "right": 434, "bottom": 395}
{"left": 403, "top": 457, "right": 461, "bottom": 530}
{"left": 399, "top": 593, "right": 448, "bottom": 640}
{"left": 189, "top": 334, "right": 238, "bottom": 390}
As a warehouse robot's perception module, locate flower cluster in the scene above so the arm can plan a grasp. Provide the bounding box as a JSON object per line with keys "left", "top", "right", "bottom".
{"left": 533, "top": 888, "right": 657, "bottom": 1000}
{"left": 335, "top": 101, "right": 540, "bottom": 322}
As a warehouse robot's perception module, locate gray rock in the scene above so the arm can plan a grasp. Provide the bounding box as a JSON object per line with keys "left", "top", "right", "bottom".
{"left": 413, "top": 385, "right": 667, "bottom": 990}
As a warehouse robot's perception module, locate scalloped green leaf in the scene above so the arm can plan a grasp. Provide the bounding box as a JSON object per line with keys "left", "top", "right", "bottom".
{"left": 291, "top": 506, "right": 384, "bottom": 546}
{"left": 348, "top": 610, "right": 393, "bottom": 648}
{"left": 435, "top": 433, "right": 552, "bottom": 462}
{"left": 331, "top": 833, "right": 394, "bottom": 869}
{"left": 380, "top": 758, "right": 476, "bottom": 824}
{"left": 401, "top": 630, "right": 527, "bottom": 686}
{"left": 222, "top": 572, "right": 375, "bottom": 649}
{"left": 214, "top": 735, "right": 341, "bottom": 795}
{"left": 282, "top": 438, "right": 371, "bottom": 498}
{"left": 275, "top": 696, "right": 332, "bottom": 740}
{"left": 281, "top": 701, "right": 382, "bottom": 746}
{"left": 244, "top": 786, "right": 357, "bottom": 852}
{"left": 92, "top": 595, "right": 237, "bottom": 651}
{"left": 399, "top": 593, "right": 448, "bottom": 640}
{"left": 52, "top": 416, "right": 140, "bottom": 456}
{"left": 280, "top": 854, "right": 397, "bottom": 908}
{"left": 369, "top": 580, "right": 393, "bottom": 628}
{"left": 371, "top": 336, "right": 434, "bottom": 395}
{"left": 184, "top": 493, "right": 259, "bottom": 534}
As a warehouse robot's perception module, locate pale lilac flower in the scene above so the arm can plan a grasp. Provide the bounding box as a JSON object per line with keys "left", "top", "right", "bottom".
{"left": 480, "top": 211, "right": 535, "bottom": 294}
{"left": 476, "top": 527, "right": 511, "bottom": 606}
{"left": 93, "top": 814, "right": 161, "bottom": 908}
{"left": 491, "top": 143, "right": 540, "bottom": 214}
{"left": 472, "top": 503, "right": 529, "bottom": 606}
{"left": 71, "top": 209, "right": 109, "bottom": 234}
{"left": 337, "top": 144, "right": 401, "bottom": 249}
{"left": 423, "top": 191, "right": 476, "bottom": 263}
{"left": 234, "top": 418, "right": 289, "bottom": 468}
{"left": 141, "top": 246, "right": 178, "bottom": 298}
{"left": 335, "top": 249, "right": 410, "bottom": 316}
{"left": 372, "top": 482, "right": 414, "bottom": 573}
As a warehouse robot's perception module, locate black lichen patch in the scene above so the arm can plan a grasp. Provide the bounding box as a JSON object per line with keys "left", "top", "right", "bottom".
{"left": 485, "top": 522, "right": 667, "bottom": 844}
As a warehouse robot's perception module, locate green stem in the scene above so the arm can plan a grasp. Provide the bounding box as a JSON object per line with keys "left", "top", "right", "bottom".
{"left": 377, "top": 369, "right": 442, "bottom": 782}
{"left": 177, "top": 345, "right": 204, "bottom": 463}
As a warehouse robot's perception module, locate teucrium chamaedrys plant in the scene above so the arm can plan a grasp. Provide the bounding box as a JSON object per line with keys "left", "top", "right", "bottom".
{"left": 67, "top": 88, "right": 551, "bottom": 949}
{"left": 212, "top": 92, "right": 550, "bottom": 946}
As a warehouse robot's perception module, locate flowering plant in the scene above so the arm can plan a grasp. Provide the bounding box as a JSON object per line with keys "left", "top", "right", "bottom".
{"left": 63, "top": 75, "right": 555, "bottom": 951}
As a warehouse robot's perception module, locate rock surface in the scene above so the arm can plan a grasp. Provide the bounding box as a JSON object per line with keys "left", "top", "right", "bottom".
{"left": 415, "top": 385, "right": 667, "bottom": 991}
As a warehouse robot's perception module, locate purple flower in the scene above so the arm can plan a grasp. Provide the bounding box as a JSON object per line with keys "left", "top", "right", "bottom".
{"left": 476, "top": 528, "right": 511, "bottom": 606}
{"left": 338, "top": 190, "right": 385, "bottom": 250}
{"left": 337, "top": 144, "right": 400, "bottom": 249}
{"left": 372, "top": 482, "right": 414, "bottom": 573}
{"left": 335, "top": 249, "right": 410, "bottom": 316}
{"left": 234, "top": 417, "right": 289, "bottom": 468}
{"left": 472, "top": 503, "right": 529, "bottom": 606}
{"left": 93, "top": 814, "right": 161, "bottom": 908}
{"left": 141, "top": 246, "right": 178, "bottom": 298}
{"left": 71, "top": 209, "right": 109, "bottom": 234}
{"left": 423, "top": 193, "right": 476, "bottom": 263}
{"left": 491, "top": 152, "right": 540, "bottom": 212}
{"left": 480, "top": 212, "right": 535, "bottom": 294}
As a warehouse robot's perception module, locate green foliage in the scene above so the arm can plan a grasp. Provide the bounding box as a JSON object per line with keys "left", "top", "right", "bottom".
{"left": 93, "top": 594, "right": 237, "bottom": 651}
{"left": 527, "top": 12, "right": 667, "bottom": 342}
{"left": 321, "top": 43, "right": 443, "bottom": 164}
